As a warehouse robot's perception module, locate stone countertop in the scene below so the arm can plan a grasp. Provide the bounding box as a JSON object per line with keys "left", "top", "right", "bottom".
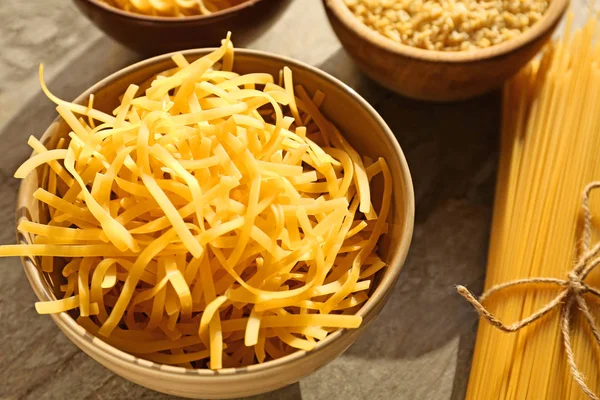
{"left": 0, "top": 1, "right": 591, "bottom": 399}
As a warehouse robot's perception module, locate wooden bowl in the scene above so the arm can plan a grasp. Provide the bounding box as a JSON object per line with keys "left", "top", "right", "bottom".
{"left": 323, "top": 0, "right": 568, "bottom": 101}
{"left": 17, "top": 49, "right": 415, "bottom": 399}
{"left": 71, "top": 0, "right": 292, "bottom": 55}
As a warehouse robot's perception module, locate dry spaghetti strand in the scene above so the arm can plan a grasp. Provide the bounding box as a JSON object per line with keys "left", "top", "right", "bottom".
{"left": 464, "top": 12, "right": 600, "bottom": 400}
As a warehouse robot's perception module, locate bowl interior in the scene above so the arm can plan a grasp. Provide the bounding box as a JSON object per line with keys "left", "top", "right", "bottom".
{"left": 86, "top": 0, "right": 269, "bottom": 22}
{"left": 325, "top": 0, "right": 569, "bottom": 62}
{"left": 18, "top": 49, "right": 414, "bottom": 376}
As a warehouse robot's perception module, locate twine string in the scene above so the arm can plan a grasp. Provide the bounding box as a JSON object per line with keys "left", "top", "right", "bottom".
{"left": 457, "top": 182, "right": 600, "bottom": 400}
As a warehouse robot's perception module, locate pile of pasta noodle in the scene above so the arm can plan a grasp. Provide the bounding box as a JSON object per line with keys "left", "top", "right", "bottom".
{"left": 2, "top": 36, "right": 392, "bottom": 370}
{"left": 101, "top": 0, "right": 248, "bottom": 17}
{"left": 466, "top": 13, "right": 600, "bottom": 399}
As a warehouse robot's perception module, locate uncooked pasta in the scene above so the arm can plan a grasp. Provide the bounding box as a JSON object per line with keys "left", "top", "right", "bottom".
{"left": 463, "top": 12, "right": 600, "bottom": 400}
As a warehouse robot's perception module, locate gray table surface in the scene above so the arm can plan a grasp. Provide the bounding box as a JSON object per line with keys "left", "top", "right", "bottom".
{"left": 0, "top": 1, "right": 592, "bottom": 399}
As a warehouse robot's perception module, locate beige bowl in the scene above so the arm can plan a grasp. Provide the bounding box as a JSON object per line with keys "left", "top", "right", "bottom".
{"left": 17, "top": 49, "right": 415, "bottom": 399}
{"left": 323, "top": 0, "right": 568, "bottom": 101}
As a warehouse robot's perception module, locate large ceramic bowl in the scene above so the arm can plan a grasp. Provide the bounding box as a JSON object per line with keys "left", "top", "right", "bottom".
{"left": 18, "top": 48, "right": 415, "bottom": 399}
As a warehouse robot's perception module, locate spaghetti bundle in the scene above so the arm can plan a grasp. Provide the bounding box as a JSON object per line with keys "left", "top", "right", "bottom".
{"left": 2, "top": 36, "right": 392, "bottom": 369}
{"left": 463, "top": 13, "right": 600, "bottom": 399}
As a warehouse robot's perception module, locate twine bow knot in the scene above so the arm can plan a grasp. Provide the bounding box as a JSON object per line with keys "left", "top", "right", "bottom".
{"left": 457, "top": 182, "right": 600, "bottom": 400}
{"left": 569, "top": 271, "right": 588, "bottom": 295}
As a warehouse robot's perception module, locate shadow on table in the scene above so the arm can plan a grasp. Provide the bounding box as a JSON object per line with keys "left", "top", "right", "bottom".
{"left": 240, "top": 383, "right": 302, "bottom": 400}
{"left": 318, "top": 49, "right": 501, "bottom": 399}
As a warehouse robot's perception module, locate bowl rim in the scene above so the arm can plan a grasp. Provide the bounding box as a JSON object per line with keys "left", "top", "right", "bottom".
{"left": 323, "top": 0, "right": 569, "bottom": 63}
{"left": 82, "top": 0, "right": 273, "bottom": 23}
{"left": 19, "top": 47, "right": 415, "bottom": 379}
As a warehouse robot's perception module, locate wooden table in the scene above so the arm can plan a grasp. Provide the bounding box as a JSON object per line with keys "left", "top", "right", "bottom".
{"left": 0, "top": 1, "right": 591, "bottom": 399}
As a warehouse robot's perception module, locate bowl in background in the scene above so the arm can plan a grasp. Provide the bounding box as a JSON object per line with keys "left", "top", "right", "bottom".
{"left": 71, "top": 0, "right": 292, "bottom": 55}
{"left": 322, "top": 0, "right": 569, "bottom": 101}
{"left": 18, "top": 49, "right": 415, "bottom": 399}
